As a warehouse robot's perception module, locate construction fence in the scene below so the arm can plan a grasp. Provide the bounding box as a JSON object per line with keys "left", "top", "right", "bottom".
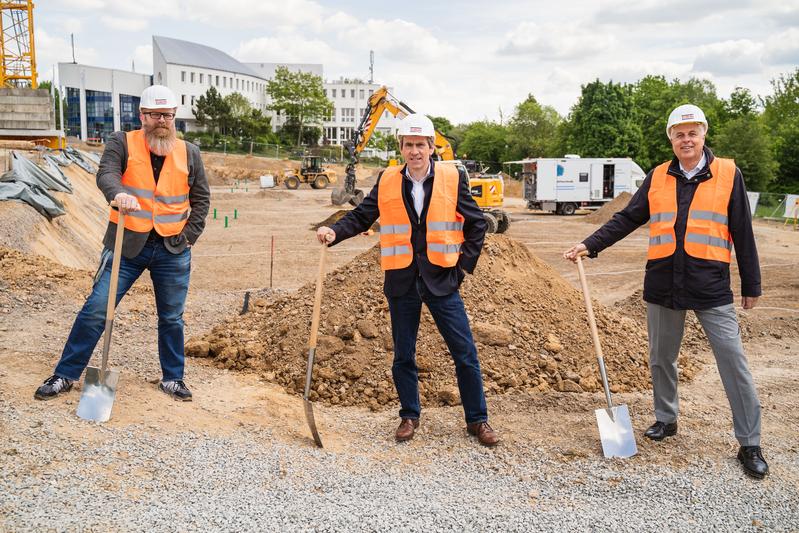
{"left": 750, "top": 192, "right": 799, "bottom": 225}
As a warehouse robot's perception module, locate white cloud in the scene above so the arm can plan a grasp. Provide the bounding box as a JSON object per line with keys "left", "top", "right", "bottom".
{"left": 61, "top": 17, "right": 84, "bottom": 34}
{"left": 35, "top": 28, "right": 100, "bottom": 82}
{"left": 692, "top": 40, "right": 764, "bottom": 76}
{"left": 52, "top": 0, "right": 105, "bottom": 9}
{"left": 764, "top": 28, "right": 799, "bottom": 65}
{"left": 595, "top": 0, "right": 751, "bottom": 25}
{"left": 233, "top": 35, "right": 344, "bottom": 67}
{"left": 498, "top": 21, "right": 616, "bottom": 59}
{"left": 101, "top": 16, "right": 148, "bottom": 32}
{"left": 131, "top": 44, "right": 153, "bottom": 73}
{"left": 182, "top": 0, "right": 324, "bottom": 30}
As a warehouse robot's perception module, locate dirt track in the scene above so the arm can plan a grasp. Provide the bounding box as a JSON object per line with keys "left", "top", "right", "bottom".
{"left": 1, "top": 153, "right": 798, "bottom": 529}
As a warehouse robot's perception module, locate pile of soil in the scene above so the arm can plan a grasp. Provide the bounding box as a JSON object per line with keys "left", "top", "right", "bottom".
{"left": 584, "top": 192, "right": 632, "bottom": 224}
{"left": 0, "top": 247, "right": 91, "bottom": 310}
{"left": 187, "top": 235, "right": 703, "bottom": 411}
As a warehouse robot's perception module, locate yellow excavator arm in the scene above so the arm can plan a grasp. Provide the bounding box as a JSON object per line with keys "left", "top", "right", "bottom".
{"left": 331, "top": 86, "right": 454, "bottom": 206}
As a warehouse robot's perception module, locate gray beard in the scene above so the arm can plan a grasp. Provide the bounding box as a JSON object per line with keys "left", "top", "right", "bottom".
{"left": 145, "top": 129, "right": 176, "bottom": 156}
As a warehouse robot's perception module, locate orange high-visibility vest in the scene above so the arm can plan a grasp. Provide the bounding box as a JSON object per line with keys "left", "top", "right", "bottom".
{"left": 109, "top": 129, "right": 190, "bottom": 236}
{"left": 377, "top": 162, "right": 465, "bottom": 270}
{"left": 648, "top": 157, "right": 736, "bottom": 263}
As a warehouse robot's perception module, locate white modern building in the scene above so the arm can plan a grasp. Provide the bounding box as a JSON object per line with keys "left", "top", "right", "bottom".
{"left": 153, "top": 35, "right": 269, "bottom": 132}
{"left": 321, "top": 79, "right": 400, "bottom": 146}
{"left": 58, "top": 63, "right": 151, "bottom": 140}
{"left": 57, "top": 35, "right": 401, "bottom": 145}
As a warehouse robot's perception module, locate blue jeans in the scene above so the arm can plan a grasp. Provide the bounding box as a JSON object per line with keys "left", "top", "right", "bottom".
{"left": 387, "top": 278, "right": 488, "bottom": 424}
{"left": 54, "top": 238, "right": 192, "bottom": 382}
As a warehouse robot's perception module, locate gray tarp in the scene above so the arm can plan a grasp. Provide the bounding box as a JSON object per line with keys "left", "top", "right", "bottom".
{"left": 64, "top": 147, "right": 97, "bottom": 173}
{"left": 0, "top": 150, "right": 75, "bottom": 220}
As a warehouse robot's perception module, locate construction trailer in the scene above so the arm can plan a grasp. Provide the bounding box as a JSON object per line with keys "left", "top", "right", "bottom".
{"left": 507, "top": 156, "right": 646, "bottom": 215}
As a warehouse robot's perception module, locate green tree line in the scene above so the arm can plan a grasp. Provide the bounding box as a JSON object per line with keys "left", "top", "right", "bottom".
{"left": 444, "top": 68, "right": 799, "bottom": 192}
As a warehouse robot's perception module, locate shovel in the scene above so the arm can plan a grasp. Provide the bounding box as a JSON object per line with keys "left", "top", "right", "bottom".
{"left": 576, "top": 253, "right": 637, "bottom": 458}
{"left": 76, "top": 206, "right": 125, "bottom": 423}
{"left": 303, "top": 243, "right": 328, "bottom": 448}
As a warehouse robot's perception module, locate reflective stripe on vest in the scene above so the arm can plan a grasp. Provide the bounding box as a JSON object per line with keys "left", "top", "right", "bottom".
{"left": 377, "top": 162, "right": 465, "bottom": 270}
{"left": 109, "top": 129, "right": 190, "bottom": 237}
{"left": 647, "top": 157, "right": 736, "bottom": 263}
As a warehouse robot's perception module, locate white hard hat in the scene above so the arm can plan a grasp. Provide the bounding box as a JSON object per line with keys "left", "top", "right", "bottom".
{"left": 666, "top": 104, "right": 708, "bottom": 137}
{"left": 398, "top": 113, "right": 435, "bottom": 138}
{"left": 140, "top": 85, "right": 178, "bottom": 109}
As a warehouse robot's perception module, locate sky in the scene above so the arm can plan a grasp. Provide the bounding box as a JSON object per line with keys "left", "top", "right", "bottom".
{"left": 38, "top": 0, "right": 799, "bottom": 124}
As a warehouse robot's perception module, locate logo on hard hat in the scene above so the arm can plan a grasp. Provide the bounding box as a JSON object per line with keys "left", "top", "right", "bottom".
{"left": 681, "top": 113, "right": 695, "bottom": 120}
{"left": 410, "top": 126, "right": 422, "bottom": 133}
{"left": 155, "top": 98, "right": 167, "bottom": 105}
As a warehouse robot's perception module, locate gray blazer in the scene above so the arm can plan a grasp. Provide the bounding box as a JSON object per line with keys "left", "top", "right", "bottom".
{"left": 96, "top": 131, "right": 210, "bottom": 258}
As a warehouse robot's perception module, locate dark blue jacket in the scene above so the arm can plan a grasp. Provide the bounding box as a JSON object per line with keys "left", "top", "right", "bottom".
{"left": 583, "top": 147, "right": 761, "bottom": 310}
{"left": 330, "top": 160, "right": 487, "bottom": 298}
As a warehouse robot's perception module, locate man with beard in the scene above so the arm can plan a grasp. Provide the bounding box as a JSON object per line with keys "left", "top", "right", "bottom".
{"left": 35, "top": 85, "right": 210, "bottom": 402}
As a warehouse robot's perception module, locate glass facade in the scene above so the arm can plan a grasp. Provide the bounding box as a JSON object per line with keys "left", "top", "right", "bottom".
{"left": 119, "top": 94, "right": 141, "bottom": 132}
{"left": 65, "top": 87, "right": 81, "bottom": 138}
{"left": 86, "top": 89, "right": 113, "bottom": 140}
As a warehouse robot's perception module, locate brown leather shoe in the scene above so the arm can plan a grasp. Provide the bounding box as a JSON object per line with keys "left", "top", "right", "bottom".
{"left": 395, "top": 418, "right": 420, "bottom": 442}
{"left": 467, "top": 421, "right": 500, "bottom": 447}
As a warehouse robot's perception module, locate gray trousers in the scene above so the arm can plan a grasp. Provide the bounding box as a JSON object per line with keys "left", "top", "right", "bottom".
{"left": 647, "top": 302, "right": 761, "bottom": 446}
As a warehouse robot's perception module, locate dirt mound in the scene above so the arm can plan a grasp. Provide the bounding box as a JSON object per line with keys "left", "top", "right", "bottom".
{"left": 0, "top": 156, "right": 106, "bottom": 269}
{"left": 584, "top": 192, "right": 632, "bottom": 224}
{"left": 311, "top": 210, "right": 380, "bottom": 231}
{"left": 0, "top": 247, "right": 91, "bottom": 307}
{"left": 187, "top": 235, "right": 703, "bottom": 410}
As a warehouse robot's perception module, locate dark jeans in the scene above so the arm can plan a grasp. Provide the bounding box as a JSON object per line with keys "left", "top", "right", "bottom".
{"left": 387, "top": 278, "right": 488, "bottom": 424}
{"left": 54, "top": 238, "right": 192, "bottom": 382}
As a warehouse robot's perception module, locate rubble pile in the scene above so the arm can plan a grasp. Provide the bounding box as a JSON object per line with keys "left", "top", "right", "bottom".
{"left": 584, "top": 192, "right": 633, "bottom": 224}
{"left": 187, "top": 235, "right": 703, "bottom": 410}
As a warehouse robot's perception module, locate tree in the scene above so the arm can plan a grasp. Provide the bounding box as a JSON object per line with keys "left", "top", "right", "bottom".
{"left": 428, "top": 115, "right": 454, "bottom": 137}
{"left": 38, "top": 81, "right": 64, "bottom": 129}
{"left": 193, "top": 86, "right": 230, "bottom": 137}
{"left": 505, "top": 94, "right": 561, "bottom": 160}
{"left": 457, "top": 120, "right": 508, "bottom": 169}
{"left": 763, "top": 68, "right": 799, "bottom": 192}
{"left": 367, "top": 129, "right": 398, "bottom": 159}
{"left": 561, "top": 80, "right": 643, "bottom": 160}
{"left": 266, "top": 66, "right": 333, "bottom": 145}
{"left": 714, "top": 90, "right": 775, "bottom": 191}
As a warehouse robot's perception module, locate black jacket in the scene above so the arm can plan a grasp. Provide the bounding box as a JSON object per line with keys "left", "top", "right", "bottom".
{"left": 96, "top": 131, "right": 210, "bottom": 258}
{"left": 583, "top": 147, "right": 761, "bottom": 310}
{"left": 330, "top": 161, "right": 487, "bottom": 298}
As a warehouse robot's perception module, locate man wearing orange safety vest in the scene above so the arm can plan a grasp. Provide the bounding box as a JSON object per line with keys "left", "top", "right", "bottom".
{"left": 35, "top": 85, "right": 210, "bottom": 402}
{"left": 564, "top": 104, "right": 768, "bottom": 479}
{"left": 316, "top": 114, "right": 498, "bottom": 446}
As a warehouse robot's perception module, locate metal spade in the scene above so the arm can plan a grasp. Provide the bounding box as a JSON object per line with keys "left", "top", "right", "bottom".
{"left": 303, "top": 243, "right": 328, "bottom": 448}
{"left": 576, "top": 253, "right": 638, "bottom": 459}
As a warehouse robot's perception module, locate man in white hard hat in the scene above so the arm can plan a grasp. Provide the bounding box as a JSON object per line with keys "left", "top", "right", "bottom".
{"left": 563, "top": 104, "right": 768, "bottom": 478}
{"left": 35, "top": 85, "right": 210, "bottom": 402}
{"left": 316, "top": 114, "right": 498, "bottom": 446}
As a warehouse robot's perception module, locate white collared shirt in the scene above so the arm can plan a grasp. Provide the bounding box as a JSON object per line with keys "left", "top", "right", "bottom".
{"left": 680, "top": 153, "right": 706, "bottom": 180}
{"left": 405, "top": 161, "right": 433, "bottom": 218}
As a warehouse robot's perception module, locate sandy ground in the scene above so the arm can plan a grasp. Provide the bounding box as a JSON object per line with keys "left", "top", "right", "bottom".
{"left": 1, "top": 156, "right": 798, "bottom": 530}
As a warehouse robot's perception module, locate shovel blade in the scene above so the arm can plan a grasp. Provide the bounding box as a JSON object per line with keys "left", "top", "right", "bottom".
{"left": 595, "top": 404, "right": 637, "bottom": 458}
{"left": 76, "top": 366, "right": 120, "bottom": 423}
{"left": 303, "top": 399, "right": 324, "bottom": 448}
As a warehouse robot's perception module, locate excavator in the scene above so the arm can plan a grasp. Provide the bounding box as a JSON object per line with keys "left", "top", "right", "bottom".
{"left": 330, "top": 87, "right": 509, "bottom": 233}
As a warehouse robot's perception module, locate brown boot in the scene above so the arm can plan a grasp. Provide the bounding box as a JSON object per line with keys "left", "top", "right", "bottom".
{"left": 467, "top": 421, "right": 500, "bottom": 447}
{"left": 395, "top": 418, "right": 420, "bottom": 442}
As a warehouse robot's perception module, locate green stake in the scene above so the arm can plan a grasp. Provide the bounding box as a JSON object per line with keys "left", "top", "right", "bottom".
{"left": 213, "top": 208, "right": 217, "bottom": 220}
{"left": 224, "top": 216, "right": 229, "bottom": 228}
{"left": 234, "top": 209, "right": 238, "bottom": 220}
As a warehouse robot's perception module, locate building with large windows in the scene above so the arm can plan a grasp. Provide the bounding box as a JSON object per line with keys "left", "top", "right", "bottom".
{"left": 58, "top": 36, "right": 401, "bottom": 145}
{"left": 58, "top": 63, "right": 150, "bottom": 141}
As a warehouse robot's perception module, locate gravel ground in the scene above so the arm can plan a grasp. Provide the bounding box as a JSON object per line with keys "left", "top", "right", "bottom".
{"left": 2, "top": 371, "right": 798, "bottom": 532}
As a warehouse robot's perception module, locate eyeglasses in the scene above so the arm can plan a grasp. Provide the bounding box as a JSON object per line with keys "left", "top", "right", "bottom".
{"left": 142, "top": 112, "right": 176, "bottom": 121}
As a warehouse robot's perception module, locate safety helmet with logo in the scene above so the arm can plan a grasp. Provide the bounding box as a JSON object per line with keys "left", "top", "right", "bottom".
{"left": 140, "top": 85, "right": 178, "bottom": 110}
{"left": 397, "top": 113, "right": 435, "bottom": 140}
{"left": 666, "top": 104, "right": 708, "bottom": 138}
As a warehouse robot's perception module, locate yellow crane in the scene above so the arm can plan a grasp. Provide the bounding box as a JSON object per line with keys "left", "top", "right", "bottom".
{"left": 0, "top": 0, "right": 37, "bottom": 88}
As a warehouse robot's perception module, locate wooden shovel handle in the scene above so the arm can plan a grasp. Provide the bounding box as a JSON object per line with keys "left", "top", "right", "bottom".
{"left": 308, "top": 244, "right": 328, "bottom": 349}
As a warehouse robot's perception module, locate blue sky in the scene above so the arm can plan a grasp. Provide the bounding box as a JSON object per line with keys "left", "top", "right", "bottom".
{"left": 39, "top": 0, "right": 799, "bottom": 123}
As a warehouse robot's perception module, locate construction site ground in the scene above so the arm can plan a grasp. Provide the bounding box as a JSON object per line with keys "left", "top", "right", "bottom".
{"left": 1, "top": 152, "right": 798, "bottom": 530}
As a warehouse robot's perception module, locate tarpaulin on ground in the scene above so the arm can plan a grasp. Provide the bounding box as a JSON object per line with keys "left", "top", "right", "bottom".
{"left": 64, "top": 147, "right": 97, "bottom": 174}
{"left": 0, "top": 150, "right": 72, "bottom": 220}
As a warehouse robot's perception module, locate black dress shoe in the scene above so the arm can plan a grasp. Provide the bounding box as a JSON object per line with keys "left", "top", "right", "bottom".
{"left": 644, "top": 421, "right": 678, "bottom": 441}
{"left": 738, "top": 446, "right": 769, "bottom": 479}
